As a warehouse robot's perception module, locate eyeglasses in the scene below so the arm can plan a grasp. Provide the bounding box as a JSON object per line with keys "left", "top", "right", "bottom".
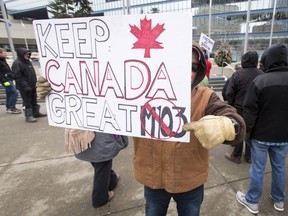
{"left": 192, "top": 63, "right": 200, "bottom": 72}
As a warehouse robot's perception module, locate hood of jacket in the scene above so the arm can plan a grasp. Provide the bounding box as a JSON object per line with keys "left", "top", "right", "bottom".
{"left": 16, "top": 48, "right": 30, "bottom": 61}
{"left": 241, "top": 51, "right": 258, "bottom": 68}
{"left": 260, "top": 43, "right": 288, "bottom": 73}
{"left": 192, "top": 42, "right": 206, "bottom": 88}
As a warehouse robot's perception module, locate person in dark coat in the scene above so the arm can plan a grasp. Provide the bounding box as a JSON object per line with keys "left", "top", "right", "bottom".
{"left": 222, "top": 62, "right": 241, "bottom": 101}
{"left": 224, "top": 51, "right": 263, "bottom": 164}
{"left": 236, "top": 44, "right": 288, "bottom": 214}
{"left": 0, "top": 48, "right": 21, "bottom": 114}
{"left": 222, "top": 77, "right": 230, "bottom": 102}
{"left": 11, "top": 48, "right": 46, "bottom": 122}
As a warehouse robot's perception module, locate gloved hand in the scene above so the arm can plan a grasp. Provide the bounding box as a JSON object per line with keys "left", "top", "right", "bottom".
{"left": 36, "top": 76, "right": 51, "bottom": 99}
{"left": 182, "top": 115, "right": 236, "bottom": 150}
{"left": 3, "top": 81, "right": 10, "bottom": 87}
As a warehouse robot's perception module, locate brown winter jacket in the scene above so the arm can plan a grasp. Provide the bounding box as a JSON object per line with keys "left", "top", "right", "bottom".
{"left": 133, "top": 86, "right": 245, "bottom": 193}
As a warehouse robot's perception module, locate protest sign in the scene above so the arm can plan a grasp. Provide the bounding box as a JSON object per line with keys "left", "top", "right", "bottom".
{"left": 33, "top": 13, "right": 192, "bottom": 142}
{"left": 199, "top": 33, "right": 214, "bottom": 53}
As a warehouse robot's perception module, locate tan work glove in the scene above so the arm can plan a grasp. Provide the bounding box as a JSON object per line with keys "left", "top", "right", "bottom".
{"left": 36, "top": 76, "right": 51, "bottom": 99}
{"left": 182, "top": 115, "right": 236, "bottom": 150}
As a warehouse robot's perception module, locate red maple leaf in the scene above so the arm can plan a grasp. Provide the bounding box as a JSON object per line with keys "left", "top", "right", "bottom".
{"left": 130, "top": 16, "right": 165, "bottom": 58}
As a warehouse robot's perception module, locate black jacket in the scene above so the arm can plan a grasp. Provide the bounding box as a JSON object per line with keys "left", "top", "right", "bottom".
{"left": 222, "top": 77, "right": 230, "bottom": 101}
{"left": 11, "top": 48, "right": 37, "bottom": 90}
{"left": 226, "top": 51, "right": 263, "bottom": 115}
{"left": 244, "top": 44, "right": 288, "bottom": 142}
{"left": 0, "top": 57, "right": 13, "bottom": 85}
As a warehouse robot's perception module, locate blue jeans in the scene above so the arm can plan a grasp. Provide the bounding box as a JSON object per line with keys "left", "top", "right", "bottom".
{"left": 246, "top": 139, "right": 288, "bottom": 204}
{"left": 4, "top": 81, "right": 18, "bottom": 109}
{"left": 144, "top": 185, "right": 204, "bottom": 216}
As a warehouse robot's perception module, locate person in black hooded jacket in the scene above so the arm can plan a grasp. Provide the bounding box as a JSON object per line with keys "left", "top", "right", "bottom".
{"left": 236, "top": 44, "right": 288, "bottom": 214}
{"left": 224, "top": 51, "right": 263, "bottom": 164}
{"left": 11, "top": 48, "right": 46, "bottom": 123}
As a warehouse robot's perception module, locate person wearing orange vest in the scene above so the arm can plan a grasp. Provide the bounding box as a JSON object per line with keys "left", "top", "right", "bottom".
{"left": 133, "top": 42, "right": 245, "bottom": 216}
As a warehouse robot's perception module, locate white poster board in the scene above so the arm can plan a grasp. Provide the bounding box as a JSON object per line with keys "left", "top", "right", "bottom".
{"left": 199, "top": 33, "right": 214, "bottom": 53}
{"left": 33, "top": 13, "right": 192, "bottom": 142}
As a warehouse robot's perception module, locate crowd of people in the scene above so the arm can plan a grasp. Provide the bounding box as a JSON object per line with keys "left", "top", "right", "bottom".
{"left": 0, "top": 48, "right": 21, "bottom": 114}
{"left": 0, "top": 48, "right": 48, "bottom": 122}
{"left": 222, "top": 44, "right": 288, "bottom": 214}
{"left": 1, "top": 43, "right": 288, "bottom": 215}
{"left": 236, "top": 43, "right": 288, "bottom": 214}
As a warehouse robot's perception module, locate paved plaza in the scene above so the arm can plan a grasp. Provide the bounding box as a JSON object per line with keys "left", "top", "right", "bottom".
{"left": 0, "top": 102, "right": 287, "bottom": 216}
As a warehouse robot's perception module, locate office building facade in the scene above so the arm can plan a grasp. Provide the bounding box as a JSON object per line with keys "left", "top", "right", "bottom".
{"left": 92, "top": 0, "right": 288, "bottom": 60}
{"left": 1, "top": 0, "right": 287, "bottom": 60}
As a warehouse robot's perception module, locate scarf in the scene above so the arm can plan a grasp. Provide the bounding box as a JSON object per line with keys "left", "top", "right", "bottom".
{"left": 64, "top": 128, "right": 95, "bottom": 154}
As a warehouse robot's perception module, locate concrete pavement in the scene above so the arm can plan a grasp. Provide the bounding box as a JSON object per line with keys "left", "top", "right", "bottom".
{"left": 0, "top": 102, "right": 287, "bottom": 216}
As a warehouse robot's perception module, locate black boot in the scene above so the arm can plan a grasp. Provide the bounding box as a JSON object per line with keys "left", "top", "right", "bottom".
{"left": 25, "top": 108, "right": 37, "bottom": 123}
{"left": 33, "top": 104, "right": 47, "bottom": 118}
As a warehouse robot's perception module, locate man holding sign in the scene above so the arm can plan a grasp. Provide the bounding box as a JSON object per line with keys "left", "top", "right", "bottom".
{"left": 133, "top": 43, "right": 245, "bottom": 216}
{"left": 33, "top": 13, "right": 244, "bottom": 213}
